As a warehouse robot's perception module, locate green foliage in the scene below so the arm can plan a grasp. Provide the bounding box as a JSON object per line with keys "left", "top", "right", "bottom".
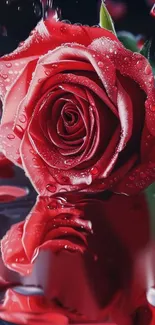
{"left": 100, "top": 0, "right": 116, "bottom": 35}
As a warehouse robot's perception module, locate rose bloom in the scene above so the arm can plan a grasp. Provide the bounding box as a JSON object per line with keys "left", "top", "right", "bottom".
{"left": 1, "top": 192, "right": 152, "bottom": 323}
{"left": 0, "top": 18, "right": 155, "bottom": 195}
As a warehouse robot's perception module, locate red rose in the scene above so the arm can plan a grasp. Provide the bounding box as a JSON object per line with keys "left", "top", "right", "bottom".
{"left": 0, "top": 19, "right": 155, "bottom": 195}
{"left": 1, "top": 192, "right": 150, "bottom": 322}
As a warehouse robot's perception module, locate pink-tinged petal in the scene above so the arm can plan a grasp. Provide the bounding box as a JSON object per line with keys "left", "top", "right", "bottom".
{"left": 0, "top": 60, "right": 38, "bottom": 165}
{"left": 113, "top": 157, "right": 155, "bottom": 195}
{"left": 90, "top": 37, "right": 154, "bottom": 97}
{"left": 20, "top": 131, "right": 59, "bottom": 196}
{"left": 38, "top": 44, "right": 117, "bottom": 103}
{"left": 1, "top": 59, "right": 38, "bottom": 124}
{"left": 0, "top": 18, "right": 117, "bottom": 100}
{"left": 93, "top": 79, "right": 133, "bottom": 179}
{"left": 90, "top": 37, "right": 155, "bottom": 137}
{"left": 0, "top": 186, "right": 27, "bottom": 200}
{"left": 0, "top": 58, "right": 38, "bottom": 100}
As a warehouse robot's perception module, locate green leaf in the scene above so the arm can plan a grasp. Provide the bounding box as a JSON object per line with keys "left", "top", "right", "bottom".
{"left": 145, "top": 182, "right": 155, "bottom": 239}
{"left": 118, "top": 32, "right": 139, "bottom": 52}
{"left": 140, "top": 39, "right": 152, "bottom": 60}
{"left": 100, "top": 0, "right": 116, "bottom": 35}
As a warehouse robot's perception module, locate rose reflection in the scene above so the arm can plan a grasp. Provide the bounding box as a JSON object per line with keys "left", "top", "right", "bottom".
{"left": 0, "top": 190, "right": 152, "bottom": 324}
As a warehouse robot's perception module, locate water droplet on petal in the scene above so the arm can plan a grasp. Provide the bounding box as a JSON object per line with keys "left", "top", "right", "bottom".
{"left": 51, "top": 64, "right": 58, "bottom": 69}
{"left": 46, "top": 184, "right": 57, "bottom": 193}
{"left": 45, "top": 70, "right": 51, "bottom": 76}
{"left": 124, "top": 57, "right": 130, "bottom": 63}
{"left": 47, "top": 201, "right": 58, "bottom": 210}
{"left": 59, "top": 188, "right": 67, "bottom": 192}
{"left": 16, "top": 125, "right": 24, "bottom": 133}
{"left": 19, "top": 114, "right": 26, "bottom": 123}
{"left": 129, "top": 176, "right": 135, "bottom": 181}
{"left": 60, "top": 25, "right": 67, "bottom": 33}
{"left": 136, "top": 60, "right": 143, "bottom": 69}
{"left": 1, "top": 74, "right": 8, "bottom": 79}
{"left": 62, "top": 176, "right": 69, "bottom": 183}
{"left": 64, "top": 245, "right": 68, "bottom": 249}
{"left": 90, "top": 167, "right": 99, "bottom": 175}
{"left": 29, "top": 149, "right": 35, "bottom": 154}
{"left": 64, "top": 159, "right": 73, "bottom": 166}
{"left": 140, "top": 172, "right": 147, "bottom": 178}
{"left": 98, "top": 61, "right": 104, "bottom": 68}
{"left": 145, "top": 65, "right": 152, "bottom": 75}
{"left": 5, "top": 63, "right": 12, "bottom": 68}
{"left": 150, "top": 105, "right": 155, "bottom": 112}
{"left": 7, "top": 134, "right": 15, "bottom": 140}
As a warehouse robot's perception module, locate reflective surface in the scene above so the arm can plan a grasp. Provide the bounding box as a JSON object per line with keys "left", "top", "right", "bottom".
{"left": 0, "top": 158, "right": 155, "bottom": 324}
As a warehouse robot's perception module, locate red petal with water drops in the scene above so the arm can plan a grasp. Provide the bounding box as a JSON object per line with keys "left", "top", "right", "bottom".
{"left": 0, "top": 19, "right": 117, "bottom": 100}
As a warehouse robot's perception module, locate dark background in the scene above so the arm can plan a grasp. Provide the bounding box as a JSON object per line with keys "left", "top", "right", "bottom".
{"left": 0, "top": 1, "right": 154, "bottom": 325}
{"left": 0, "top": 0, "right": 155, "bottom": 55}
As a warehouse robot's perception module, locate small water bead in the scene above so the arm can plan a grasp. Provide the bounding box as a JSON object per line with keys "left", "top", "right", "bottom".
{"left": 98, "top": 61, "right": 104, "bottom": 68}
{"left": 62, "top": 20, "right": 71, "bottom": 24}
{"left": 150, "top": 105, "right": 155, "bottom": 112}
{"left": 136, "top": 60, "right": 143, "bottom": 69}
{"left": 51, "top": 64, "right": 58, "bottom": 69}
{"left": 1, "top": 74, "right": 8, "bottom": 79}
{"left": 19, "top": 42, "right": 24, "bottom": 47}
{"left": 47, "top": 201, "right": 58, "bottom": 210}
{"left": 16, "top": 125, "right": 24, "bottom": 133}
{"left": 5, "top": 63, "right": 12, "bottom": 68}
{"left": 129, "top": 175, "right": 135, "bottom": 181}
{"left": 64, "top": 159, "right": 74, "bottom": 166}
{"left": 7, "top": 134, "right": 15, "bottom": 140}
{"left": 19, "top": 114, "right": 27, "bottom": 123}
{"left": 46, "top": 184, "right": 57, "bottom": 193}
{"left": 29, "top": 148, "right": 35, "bottom": 154}
{"left": 60, "top": 25, "right": 67, "bottom": 33}
{"left": 59, "top": 188, "right": 67, "bottom": 192}
{"left": 145, "top": 65, "right": 152, "bottom": 75}
{"left": 90, "top": 167, "right": 99, "bottom": 176}
{"left": 124, "top": 57, "right": 130, "bottom": 63}
{"left": 45, "top": 70, "right": 51, "bottom": 76}
{"left": 64, "top": 245, "right": 68, "bottom": 249}
{"left": 74, "top": 23, "right": 82, "bottom": 26}
{"left": 62, "top": 176, "right": 69, "bottom": 183}
{"left": 140, "top": 172, "right": 147, "bottom": 178}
